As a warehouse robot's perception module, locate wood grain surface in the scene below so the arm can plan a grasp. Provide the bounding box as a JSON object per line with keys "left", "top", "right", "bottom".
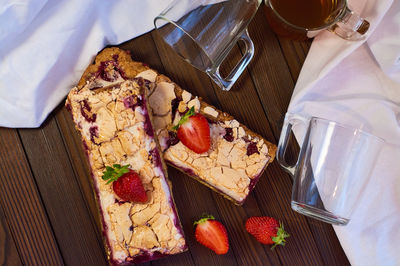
{"left": 0, "top": 7, "right": 349, "bottom": 266}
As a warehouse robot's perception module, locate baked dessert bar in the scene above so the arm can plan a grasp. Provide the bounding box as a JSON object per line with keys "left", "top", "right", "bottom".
{"left": 145, "top": 75, "right": 277, "bottom": 205}
{"left": 75, "top": 47, "right": 276, "bottom": 206}
{"left": 66, "top": 77, "right": 186, "bottom": 264}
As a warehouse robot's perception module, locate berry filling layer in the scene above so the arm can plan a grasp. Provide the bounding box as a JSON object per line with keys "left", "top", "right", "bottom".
{"left": 147, "top": 84, "right": 273, "bottom": 203}
{"left": 67, "top": 79, "right": 186, "bottom": 264}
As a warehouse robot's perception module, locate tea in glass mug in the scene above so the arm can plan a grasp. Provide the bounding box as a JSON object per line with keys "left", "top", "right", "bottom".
{"left": 263, "top": 0, "right": 370, "bottom": 40}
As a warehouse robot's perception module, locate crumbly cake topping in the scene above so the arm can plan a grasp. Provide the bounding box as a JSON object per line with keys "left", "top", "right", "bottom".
{"left": 67, "top": 79, "right": 186, "bottom": 263}
{"left": 162, "top": 122, "right": 270, "bottom": 202}
{"left": 71, "top": 47, "right": 275, "bottom": 208}
{"left": 139, "top": 70, "right": 274, "bottom": 203}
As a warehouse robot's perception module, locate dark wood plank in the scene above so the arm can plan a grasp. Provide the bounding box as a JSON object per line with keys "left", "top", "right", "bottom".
{"left": 246, "top": 9, "right": 349, "bottom": 265}
{"left": 151, "top": 250, "right": 196, "bottom": 266}
{"left": 213, "top": 197, "right": 281, "bottom": 265}
{"left": 17, "top": 116, "right": 107, "bottom": 266}
{"left": 277, "top": 38, "right": 312, "bottom": 82}
{"left": 246, "top": 10, "right": 297, "bottom": 137}
{"left": 0, "top": 201, "right": 23, "bottom": 266}
{"left": 0, "top": 128, "right": 64, "bottom": 265}
{"left": 252, "top": 162, "right": 325, "bottom": 265}
{"left": 149, "top": 18, "right": 347, "bottom": 264}
{"left": 0, "top": 10, "right": 352, "bottom": 265}
{"left": 150, "top": 29, "right": 282, "bottom": 265}
{"left": 149, "top": 10, "right": 330, "bottom": 263}
{"left": 160, "top": 168, "right": 238, "bottom": 266}
{"left": 119, "top": 33, "right": 167, "bottom": 75}
{"left": 208, "top": 40, "right": 327, "bottom": 265}
{"left": 138, "top": 31, "right": 239, "bottom": 266}
{"left": 55, "top": 107, "right": 103, "bottom": 232}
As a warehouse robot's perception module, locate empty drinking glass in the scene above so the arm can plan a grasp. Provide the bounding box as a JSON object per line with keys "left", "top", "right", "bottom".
{"left": 277, "top": 113, "right": 384, "bottom": 225}
{"left": 154, "top": 0, "right": 261, "bottom": 91}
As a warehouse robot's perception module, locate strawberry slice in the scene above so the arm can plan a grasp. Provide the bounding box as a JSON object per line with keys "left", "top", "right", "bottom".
{"left": 245, "top": 216, "right": 289, "bottom": 249}
{"left": 174, "top": 107, "right": 210, "bottom": 154}
{"left": 102, "top": 164, "right": 148, "bottom": 203}
{"left": 194, "top": 214, "right": 229, "bottom": 255}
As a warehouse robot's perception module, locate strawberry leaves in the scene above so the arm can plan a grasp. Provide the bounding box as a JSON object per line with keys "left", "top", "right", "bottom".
{"left": 271, "top": 222, "right": 290, "bottom": 249}
{"left": 172, "top": 106, "right": 195, "bottom": 131}
{"left": 172, "top": 106, "right": 211, "bottom": 154}
{"left": 102, "top": 164, "right": 130, "bottom": 184}
{"left": 193, "top": 214, "right": 216, "bottom": 226}
{"left": 102, "top": 164, "right": 148, "bottom": 203}
{"left": 245, "top": 216, "right": 289, "bottom": 249}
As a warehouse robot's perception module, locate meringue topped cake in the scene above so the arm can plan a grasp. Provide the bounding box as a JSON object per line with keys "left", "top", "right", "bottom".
{"left": 66, "top": 75, "right": 186, "bottom": 264}
{"left": 73, "top": 47, "right": 276, "bottom": 206}
{"left": 66, "top": 46, "right": 276, "bottom": 264}
{"left": 142, "top": 73, "right": 276, "bottom": 205}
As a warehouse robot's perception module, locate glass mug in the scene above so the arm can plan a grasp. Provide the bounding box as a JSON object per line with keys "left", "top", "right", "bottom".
{"left": 154, "top": 0, "right": 261, "bottom": 91}
{"left": 263, "top": 0, "right": 370, "bottom": 40}
{"left": 277, "top": 113, "right": 384, "bottom": 225}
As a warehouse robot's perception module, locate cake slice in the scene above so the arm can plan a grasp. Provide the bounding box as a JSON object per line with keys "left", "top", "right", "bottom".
{"left": 144, "top": 75, "right": 277, "bottom": 205}
{"left": 76, "top": 47, "right": 276, "bottom": 205}
{"left": 66, "top": 77, "right": 186, "bottom": 264}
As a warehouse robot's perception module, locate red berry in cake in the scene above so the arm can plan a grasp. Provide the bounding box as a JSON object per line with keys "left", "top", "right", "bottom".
{"left": 245, "top": 216, "right": 289, "bottom": 248}
{"left": 174, "top": 107, "right": 211, "bottom": 154}
{"left": 194, "top": 215, "right": 229, "bottom": 255}
{"left": 102, "top": 164, "right": 148, "bottom": 203}
{"left": 80, "top": 99, "right": 97, "bottom": 123}
{"left": 223, "top": 127, "right": 234, "bottom": 142}
{"left": 246, "top": 142, "right": 260, "bottom": 156}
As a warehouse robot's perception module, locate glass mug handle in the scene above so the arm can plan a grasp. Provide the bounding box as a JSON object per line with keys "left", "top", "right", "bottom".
{"left": 276, "top": 114, "right": 310, "bottom": 178}
{"left": 207, "top": 29, "right": 254, "bottom": 91}
{"left": 330, "top": 7, "right": 370, "bottom": 40}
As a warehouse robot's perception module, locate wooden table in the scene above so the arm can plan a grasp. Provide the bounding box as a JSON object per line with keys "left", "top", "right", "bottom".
{"left": 0, "top": 8, "right": 350, "bottom": 266}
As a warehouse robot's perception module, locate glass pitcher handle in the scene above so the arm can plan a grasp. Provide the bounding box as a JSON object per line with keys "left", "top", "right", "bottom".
{"left": 277, "top": 113, "right": 310, "bottom": 177}
{"left": 207, "top": 29, "right": 254, "bottom": 91}
{"left": 330, "top": 7, "right": 370, "bottom": 40}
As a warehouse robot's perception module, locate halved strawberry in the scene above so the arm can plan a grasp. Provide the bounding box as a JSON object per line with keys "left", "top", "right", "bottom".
{"left": 102, "top": 164, "right": 148, "bottom": 203}
{"left": 194, "top": 214, "right": 229, "bottom": 255}
{"left": 245, "top": 216, "right": 289, "bottom": 249}
{"left": 174, "top": 107, "right": 210, "bottom": 154}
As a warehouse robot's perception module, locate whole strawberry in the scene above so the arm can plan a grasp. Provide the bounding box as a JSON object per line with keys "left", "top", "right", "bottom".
{"left": 245, "top": 216, "right": 289, "bottom": 248}
{"left": 173, "top": 107, "right": 210, "bottom": 154}
{"left": 194, "top": 215, "right": 229, "bottom": 255}
{"left": 102, "top": 164, "right": 148, "bottom": 203}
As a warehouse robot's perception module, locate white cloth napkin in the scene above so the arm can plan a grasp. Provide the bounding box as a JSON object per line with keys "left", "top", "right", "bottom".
{"left": 2, "top": 0, "right": 399, "bottom": 263}
{"left": 288, "top": 0, "right": 400, "bottom": 265}
{"left": 0, "top": 0, "right": 172, "bottom": 128}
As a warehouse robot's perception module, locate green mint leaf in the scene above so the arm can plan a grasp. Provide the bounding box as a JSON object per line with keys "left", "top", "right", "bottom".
{"left": 173, "top": 106, "right": 195, "bottom": 131}
{"left": 102, "top": 164, "right": 131, "bottom": 184}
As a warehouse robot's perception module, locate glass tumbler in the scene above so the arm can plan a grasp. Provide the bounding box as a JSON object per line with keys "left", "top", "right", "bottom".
{"left": 277, "top": 113, "right": 384, "bottom": 225}
{"left": 154, "top": 0, "right": 261, "bottom": 91}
